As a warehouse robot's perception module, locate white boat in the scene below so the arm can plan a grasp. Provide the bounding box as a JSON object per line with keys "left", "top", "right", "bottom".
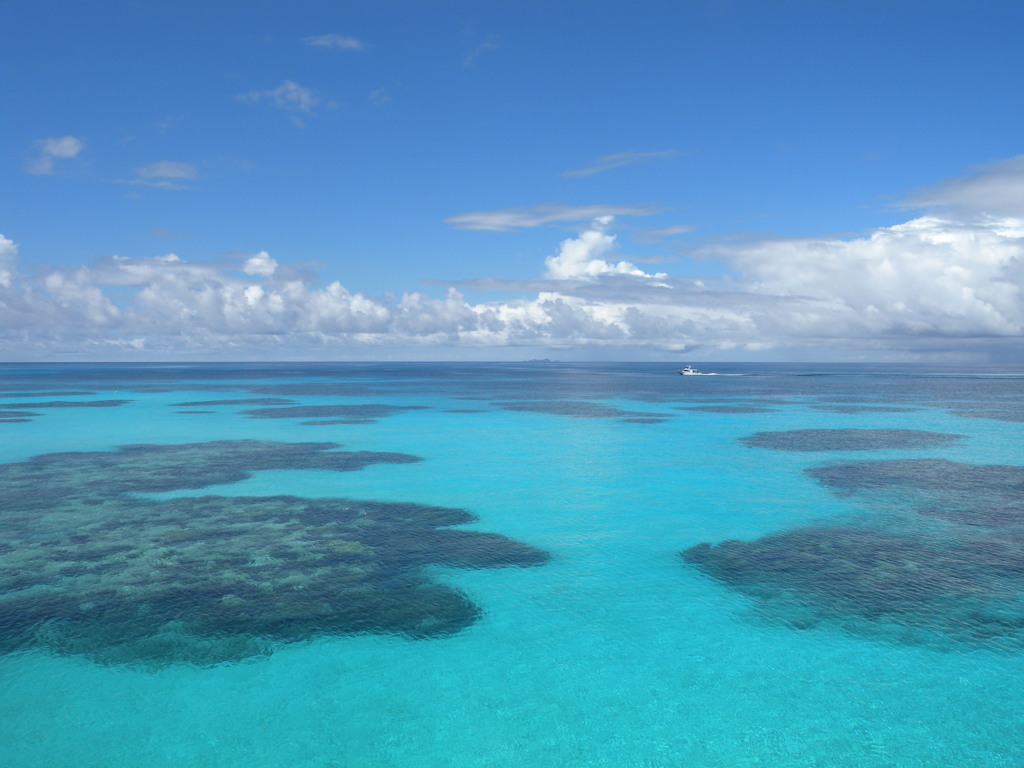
{"left": 678, "top": 365, "right": 702, "bottom": 375}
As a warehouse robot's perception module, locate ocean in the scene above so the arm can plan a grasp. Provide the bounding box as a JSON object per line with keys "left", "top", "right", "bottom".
{"left": 1, "top": 361, "right": 1022, "bottom": 767}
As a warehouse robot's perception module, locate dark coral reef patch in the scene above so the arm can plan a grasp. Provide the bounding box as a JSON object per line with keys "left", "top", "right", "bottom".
{"left": 0, "top": 441, "right": 547, "bottom": 667}
{"left": 682, "top": 525, "right": 1024, "bottom": 645}
{"left": 740, "top": 428, "right": 961, "bottom": 452}
{"left": 683, "top": 458, "right": 1024, "bottom": 649}
{"left": 953, "top": 409, "right": 1024, "bottom": 423}
{"left": 807, "top": 458, "right": 1024, "bottom": 527}
{"left": 676, "top": 405, "right": 775, "bottom": 414}
{"left": 301, "top": 419, "right": 377, "bottom": 426}
{"left": 0, "top": 440, "right": 419, "bottom": 501}
{"left": 810, "top": 404, "right": 919, "bottom": 414}
{"left": 241, "top": 404, "right": 428, "bottom": 422}
{"left": 170, "top": 397, "right": 297, "bottom": 407}
{"left": 494, "top": 400, "right": 669, "bottom": 421}
{"left": 0, "top": 399, "right": 131, "bottom": 423}
{"left": 247, "top": 382, "right": 386, "bottom": 398}
{"left": 0, "top": 390, "right": 99, "bottom": 398}
{"left": 4, "top": 399, "right": 131, "bottom": 409}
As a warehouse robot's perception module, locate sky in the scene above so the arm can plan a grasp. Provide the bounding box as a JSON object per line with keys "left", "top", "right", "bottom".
{"left": 3, "top": 0, "right": 1024, "bottom": 362}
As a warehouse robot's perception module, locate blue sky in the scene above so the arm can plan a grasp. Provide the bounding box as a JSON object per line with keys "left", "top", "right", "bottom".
{"left": 3, "top": 0, "right": 1024, "bottom": 361}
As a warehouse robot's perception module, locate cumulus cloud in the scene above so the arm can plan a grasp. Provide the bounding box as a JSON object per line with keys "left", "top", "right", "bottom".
{"left": 703, "top": 215, "right": 1024, "bottom": 341}
{"left": 3, "top": 216, "right": 1022, "bottom": 360}
{"left": 0, "top": 234, "right": 17, "bottom": 288}
{"left": 303, "top": 34, "right": 365, "bottom": 50}
{"left": 444, "top": 204, "right": 658, "bottom": 231}
{"left": 5, "top": 156, "right": 1024, "bottom": 361}
{"left": 544, "top": 217, "right": 666, "bottom": 280}
{"left": 26, "top": 136, "right": 84, "bottom": 175}
{"left": 0, "top": 222, "right": 737, "bottom": 359}
{"left": 0, "top": 234, "right": 123, "bottom": 340}
{"left": 242, "top": 251, "right": 279, "bottom": 277}
{"left": 0, "top": 243, "right": 488, "bottom": 356}
{"left": 561, "top": 150, "right": 678, "bottom": 178}
{"left": 42, "top": 268, "right": 121, "bottom": 327}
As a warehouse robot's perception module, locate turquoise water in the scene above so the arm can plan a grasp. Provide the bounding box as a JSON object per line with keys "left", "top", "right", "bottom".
{"left": 1, "top": 362, "right": 1022, "bottom": 766}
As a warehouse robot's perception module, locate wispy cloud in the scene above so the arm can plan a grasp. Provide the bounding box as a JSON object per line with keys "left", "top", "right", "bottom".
{"left": 561, "top": 150, "right": 678, "bottom": 178}
{"left": 463, "top": 35, "right": 499, "bottom": 67}
{"left": 237, "top": 80, "right": 327, "bottom": 126}
{"left": 125, "top": 161, "right": 198, "bottom": 190}
{"left": 303, "top": 34, "right": 365, "bottom": 51}
{"left": 901, "top": 155, "right": 1024, "bottom": 218}
{"left": 138, "top": 161, "right": 197, "bottom": 180}
{"left": 367, "top": 87, "right": 392, "bottom": 105}
{"left": 26, "top": 136, "right": 84, "bottom": 175}
{"left": 444, "top": 204, "right": 659, "bottom": 231}
{"left": 632, "top": 225, "right": 696, "bottom": 243}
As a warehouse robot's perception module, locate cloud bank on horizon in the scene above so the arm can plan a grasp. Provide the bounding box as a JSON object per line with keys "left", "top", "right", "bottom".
{"left": 2, "top": 157, "right": 1023, "bottom": 361}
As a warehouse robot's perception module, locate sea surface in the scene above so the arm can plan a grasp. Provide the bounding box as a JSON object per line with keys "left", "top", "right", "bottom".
{"left": 1, "top": 361, "right": 1022, "bottom": 767}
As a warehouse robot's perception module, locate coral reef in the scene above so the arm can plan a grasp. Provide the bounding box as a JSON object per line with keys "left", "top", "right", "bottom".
{"left": 810, "top": 405, "right": 919, "bottom": 414}
{"left": 675, "top": 405, "right": 775, "bottom": 414}
{"left": 683, "top": 458, "right": 1024, "bottom": 649}
{"left": 242, "top": 404, "right": 428, "bottom": 422}
{"left": 740, "top": 429, "right": 961, "bottom": 452}
{"left": 953, "top": 409, "right": 1024, "bottom": 423}
{"left": 0, "top": 441, "right": 548, "bottom": 667}
{"left": 494, "top": 400, "right": 670, "bottom": 422}
{"left": 170, "top": 398, "right": 297, "bottom": 407}
{"left": 0, "top": 399, "right": 132, "bottom": 423}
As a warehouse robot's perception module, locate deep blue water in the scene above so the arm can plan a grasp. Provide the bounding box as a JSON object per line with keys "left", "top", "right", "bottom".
{"left": 1, "top": 362, "right": 1023, "bottom": 766}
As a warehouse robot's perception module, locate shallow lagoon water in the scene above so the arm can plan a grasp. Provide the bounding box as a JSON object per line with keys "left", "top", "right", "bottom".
{"left": 1, "top": 362, "right": 1023, "bottom": 766}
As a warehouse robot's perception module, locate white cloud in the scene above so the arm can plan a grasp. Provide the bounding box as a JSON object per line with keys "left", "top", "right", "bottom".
{"left": 561, "top": 150, "right": 678, "bottom": 178}
{"left": 704, "top": 215, "right": 1024, "bottom": 339}
{"left": 0, "top": 234, "right": 17, "bottom": 288}
{"left": 444, "top": 204, "right": 658, "bottom": 231}
{"left": 304, "top": 34, "right": 365, "bottom": 50}
{"left": 43, "top": 268, "right": 121, "bottom": 326}
{"left": 5, "top": 156, "right": 1024, "bottom": 360}
{"left": 544, "top": 217, "right": 666, "bottom": 280}
{"left": 3, "top": 215, "right": 1020, "bottom": 360}
{"left": 0, "top": 238, "right": 123, "bottom": 338}
{"left": 243, "top": 251, "right": 279, "bottom": 277}
{"left": 0, "top": 216, "right": 1019, "bottom": 360}
{"left": 26, "top": 136, "right": 84, "bottom": 175}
